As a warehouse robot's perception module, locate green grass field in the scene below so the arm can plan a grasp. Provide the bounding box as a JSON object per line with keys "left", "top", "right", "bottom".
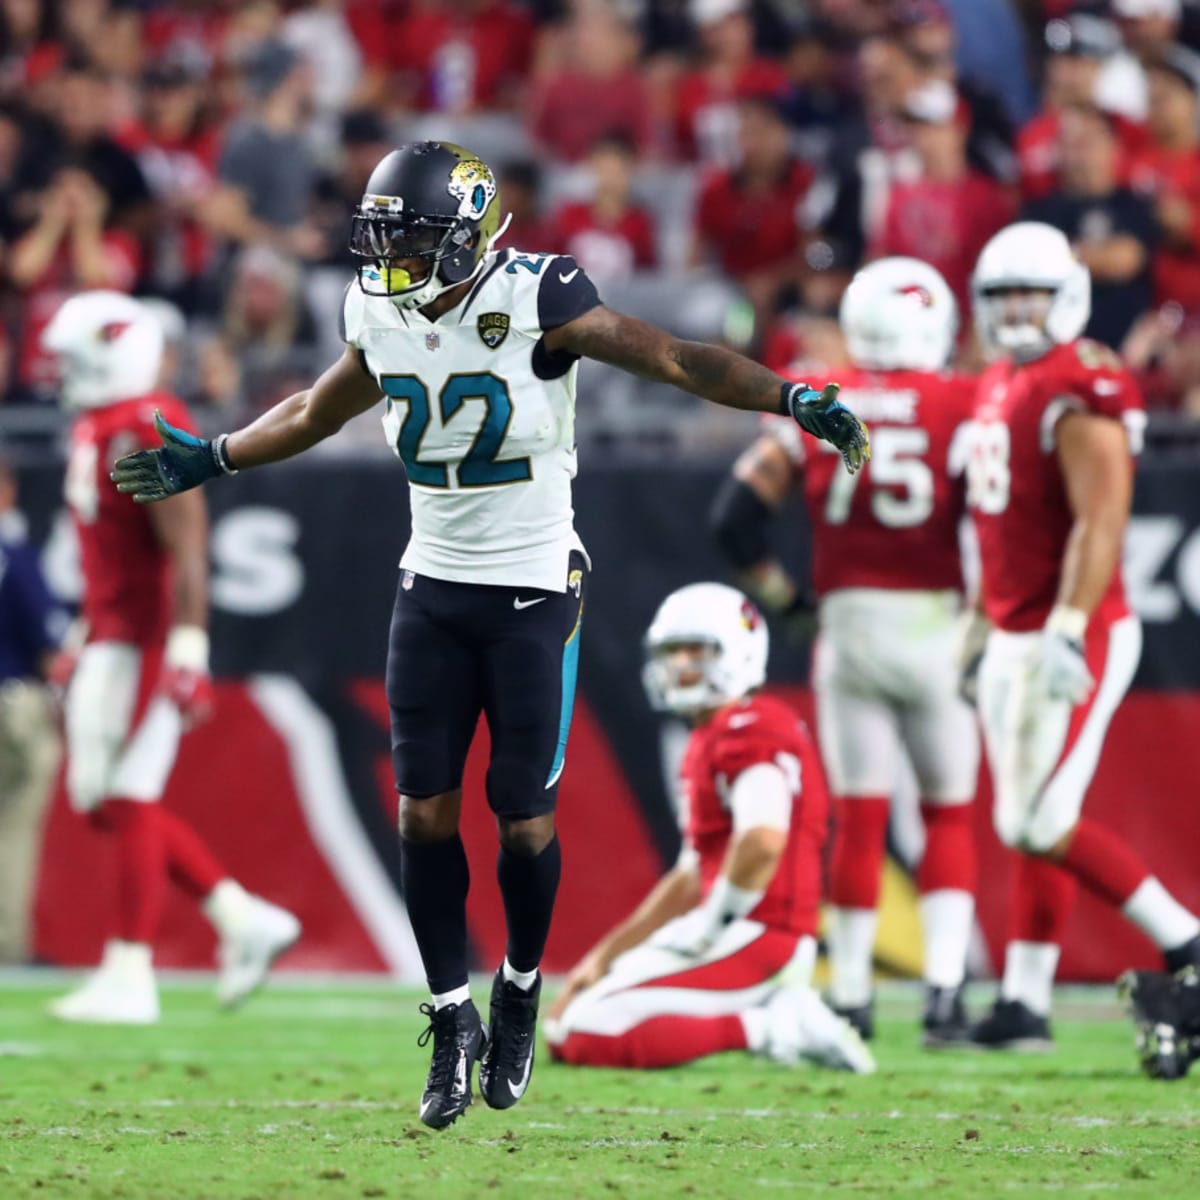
{"left": 2, "top": 976, "right": 1197, "bottom": 1200}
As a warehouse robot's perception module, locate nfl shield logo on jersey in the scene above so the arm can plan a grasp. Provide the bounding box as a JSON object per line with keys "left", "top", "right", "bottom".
{"left": 477, "top": 313, "right": 510, "bottom": 350}
{"left": 425, "top": 331, "right": 440, "bottom": 352}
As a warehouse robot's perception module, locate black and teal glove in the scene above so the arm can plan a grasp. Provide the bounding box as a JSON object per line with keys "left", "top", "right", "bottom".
{"left": 111, "top": 411, "right": 235, "bottom": 503}
{"left": 781, "top": 382, "right": 870, "bottom": 474}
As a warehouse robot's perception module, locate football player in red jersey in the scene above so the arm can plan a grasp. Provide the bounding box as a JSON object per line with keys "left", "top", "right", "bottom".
{"left": 963, "top": 222, "right": 1200, "bottom": 1050}
{"left": 544, "top": 583, "right": 874, "bottom": 1074}
{"left": 713, "top": 258, "right": 980, "bottom": 1047}
{"left": 42, "top": 292, "right": 299, "bottom": 1025}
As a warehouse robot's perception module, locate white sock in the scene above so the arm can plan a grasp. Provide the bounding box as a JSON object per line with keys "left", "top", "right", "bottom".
{"left": 827, "top": 907, "right": 878, "bottom": 1008}
{"left": 432, "top": 984, "right": 471, "bottom": 1011}
{"left": 102, "top": 940, "right": 153, "bottom": 974}
{"left": 502, "top": 958, "right": 539, "bottom": 991}
{"left": 1122, "top": 878, "right": 1200, "bottom": 950}
{"left": 741, "top": 1006, "right": 769, "bottom": 1053}
{"left": 1000, "top": 940, "right": 1060, "bottom": 1017}
{"left": 203, "top": 878, "right": 252, "bottom": 936}
{"left": 919, "top": 889, "right": 974, "bottom": 989}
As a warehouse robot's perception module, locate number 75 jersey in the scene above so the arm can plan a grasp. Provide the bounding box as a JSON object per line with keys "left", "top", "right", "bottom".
{"left": 769, "top": 365, "right": 976, "bottom": 595}
{"left": 342, "top": 248, "right": 601, "bottom": 591}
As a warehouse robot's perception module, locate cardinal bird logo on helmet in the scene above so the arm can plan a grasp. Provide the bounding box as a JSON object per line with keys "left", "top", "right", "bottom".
{"left": 897, "top": 284, "right": 934, "bottom": 308}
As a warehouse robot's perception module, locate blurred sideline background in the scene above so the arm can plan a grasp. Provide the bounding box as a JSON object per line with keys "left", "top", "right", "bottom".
{"left": 1, "top": 0, "right": 1199, "bottom": 984}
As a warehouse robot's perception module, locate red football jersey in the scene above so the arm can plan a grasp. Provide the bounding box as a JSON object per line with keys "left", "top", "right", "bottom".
{"left": 679, "top": 694, "right": 827, "bottom": 938}
{"left": 968, "top": 340, "right": 1145, "bottom": 633}
{"left": 65, "top": 393, "right": 196, "bottom": 646}
{"left": 771, "top": 365, "right": 975, "bottom": 595}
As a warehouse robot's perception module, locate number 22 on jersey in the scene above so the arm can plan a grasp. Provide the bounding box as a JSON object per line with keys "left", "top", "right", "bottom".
{"left": 381, "top": 372, "right": 532, "bottom": 489}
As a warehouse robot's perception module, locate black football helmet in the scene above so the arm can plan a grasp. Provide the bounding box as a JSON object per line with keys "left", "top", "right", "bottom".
{"left": 349, "top": 141, "right": 507, "bottom": 308}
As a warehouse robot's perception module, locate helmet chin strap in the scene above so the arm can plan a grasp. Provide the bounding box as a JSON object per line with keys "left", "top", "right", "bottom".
{"left": 388, "top": 211, "right": 514, "bottom": 312}
{"left": 994, "top": 324, "right": 1052, "bottom": 363}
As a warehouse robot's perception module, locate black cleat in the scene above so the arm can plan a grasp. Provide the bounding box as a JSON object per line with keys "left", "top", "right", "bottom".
{"left": 922, "top": 983, "right": 970, "bottom": 1048}
{"left": 479, "top": 967, "right": 540, "bottom": 1110}
{"left": 969, "top": 998, "right": 1054, "bottom": 1052}
{"left": 416, "top": 999, "right": 487, "bottom": 1129}
{"left": 1163, "top": 933, "right": 1200, "bottom": 976}
{"left": 1119, "top": 968, "right": 1198, "bottom": 1081}
{"left": 832, "top": 999, "right": 875, "bottom": 1042}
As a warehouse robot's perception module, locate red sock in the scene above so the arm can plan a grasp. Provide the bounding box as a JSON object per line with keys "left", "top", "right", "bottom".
{"left": 828, "top": 796, "right": 890, "bottom": 908}
{"left": 90, "top": 800, "right": 168, "bottom": 944}
{"left": 551, "top": 1014, "right": 748, "bottom": 1069}
{"left": 1061, "top": 818, "right": 1150, "bottom": 908}
{"left": 159, "top": 810, "right": 227, "bottom": 899}
{"left": 1009, "top": 854, "right": 1077, "bottom": 944}
{"left": 917, "top": 802, "right": 976, "bottom": 895}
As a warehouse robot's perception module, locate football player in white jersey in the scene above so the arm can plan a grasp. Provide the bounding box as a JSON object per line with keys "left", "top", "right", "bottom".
{"left": 112, "top": 140, "right": 869, "bottom": 1130}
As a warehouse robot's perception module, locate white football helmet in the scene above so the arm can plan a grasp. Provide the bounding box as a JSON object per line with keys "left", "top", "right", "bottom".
{"left": 41, "top": 291, "right": 165, "bottom": 409}
{"left": 839, "top": 257, "right": 958, "bottom": 371}
{"left": 971, "top": 222, "right": 1091, "bottom": 361}
{"left": 643, "top": 582, "right": 768, "bottom": 718}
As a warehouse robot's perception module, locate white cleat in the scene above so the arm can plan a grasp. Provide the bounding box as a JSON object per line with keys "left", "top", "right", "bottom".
{"left": 216, "top": 896, "right": 301, "bottom": 1009}
{"left": 760, "top": 984, "right": 877, "bottom": 1074}
{"left": 49, "top": 941, "right": 160, "bottom": 1025}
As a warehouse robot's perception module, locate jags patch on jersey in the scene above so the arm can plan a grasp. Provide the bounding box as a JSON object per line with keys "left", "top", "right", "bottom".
{"left": 477, "top": 312, "right": 510, "bottom": 350}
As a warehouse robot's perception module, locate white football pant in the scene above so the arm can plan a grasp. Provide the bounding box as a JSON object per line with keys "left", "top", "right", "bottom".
{"left": 65, "top": 642, "right": 181, "bottom": 813}
{"left": 813, "top": 589, "right": 979, "bottom": 804}
{"left": 977, "top": 615, "right": 1141, "bottom": 853}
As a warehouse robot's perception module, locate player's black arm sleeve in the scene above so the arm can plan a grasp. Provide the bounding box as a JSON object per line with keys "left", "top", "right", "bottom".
{"left": 711, "top": 476, "right": 774, "bottom": 569}
{"left": 532, "top": 256, "right": 603, "bottom": 380}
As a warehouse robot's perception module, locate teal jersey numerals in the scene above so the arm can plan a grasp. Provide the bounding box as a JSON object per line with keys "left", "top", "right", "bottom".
{"left": 381, "top": 372, "right": 533, "bottom": 489}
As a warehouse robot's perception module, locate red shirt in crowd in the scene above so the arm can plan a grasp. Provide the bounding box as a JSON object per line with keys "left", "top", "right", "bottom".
{"left": 969, "top": 339, "right": 1144, "bottom": 632}
{"left": 680, "top": 692, "right": 827, "bottom": 938}
{"left": 66, "top": 392, "right": 196, "bottom": 647}
{"left": 530, "top": 70, "right": 653, "bottom": 162}
{"left": 673, "top": 60, "right": 789, "bottom": 165}
{"left": 386, "top": 0, "right": 534, "bottom": 112}
{"left": 1129, "top": 144, "right": 1200, "bottom": 313}
{"left": 873, "top": 172, "right": 1014, "bottom": 319}
{"left": 768, "top": 364, "right": 975, "bottom": 596}
{"left": 1018, "top": 108, "right": 1148, "bottom": 202}
{"left": 695, "top": 160, "right": 812, "bottom": 279}
{"left": 121, "top": 122, "right": 221, "bottom": 288}
{"left": 552, "top": 200, "right": 656, "bottom": 285}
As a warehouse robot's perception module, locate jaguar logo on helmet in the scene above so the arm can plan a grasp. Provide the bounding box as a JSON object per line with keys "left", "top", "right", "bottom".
{"left": 448, "top": 158, "right": 496, "bottom": 219}
{"left": 477, "top": 312, "right": 509, "bottom": 350}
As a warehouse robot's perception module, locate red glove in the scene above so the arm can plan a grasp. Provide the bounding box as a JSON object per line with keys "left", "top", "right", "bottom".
{"left": 162, "top": 626, "right": 214, "bottom": 728}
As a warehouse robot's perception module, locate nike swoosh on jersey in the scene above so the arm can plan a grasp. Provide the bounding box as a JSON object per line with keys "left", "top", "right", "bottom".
{"left": 559, "top": 268, "right": 579, "bottom": 284}
{"left": 513, "top": 596, "right": 548, "bottom": 609}
{"left": 507, "top": 1049, "right": 534, "bottom": 1100}
{"left": 728, "top": 712, "right": 758, "bottom": 728}
{"left": 1092, "top": 379, "right": 1123, "bottom": 395}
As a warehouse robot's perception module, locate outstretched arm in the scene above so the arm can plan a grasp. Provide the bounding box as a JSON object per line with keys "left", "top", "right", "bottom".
{"left": 546, "top": 306, "right": 869, "bottom": 471}
{"left": 112, "top": 347, "right": 383, "bottom": 502}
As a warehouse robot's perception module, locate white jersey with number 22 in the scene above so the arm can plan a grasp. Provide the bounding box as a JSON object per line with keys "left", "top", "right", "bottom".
{"left": 342, "top": 247, "right": 600, "bottom": 591}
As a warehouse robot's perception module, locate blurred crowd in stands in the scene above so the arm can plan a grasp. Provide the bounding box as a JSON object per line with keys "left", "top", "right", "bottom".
{"left": 3, "top": 0, "right": 1200, "bottom": 443}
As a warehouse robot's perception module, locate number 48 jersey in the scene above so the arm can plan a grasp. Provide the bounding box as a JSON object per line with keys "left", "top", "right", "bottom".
{"left": 342, "top": 248, "right": 601, "bottom": 591}
{"left": 768, "top": 365, "right": 976, "bottom": 595}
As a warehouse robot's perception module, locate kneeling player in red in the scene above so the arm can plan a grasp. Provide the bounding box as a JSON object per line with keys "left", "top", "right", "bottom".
{"left": 545, "top": 583, "right": 874, "bottom": 1073}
